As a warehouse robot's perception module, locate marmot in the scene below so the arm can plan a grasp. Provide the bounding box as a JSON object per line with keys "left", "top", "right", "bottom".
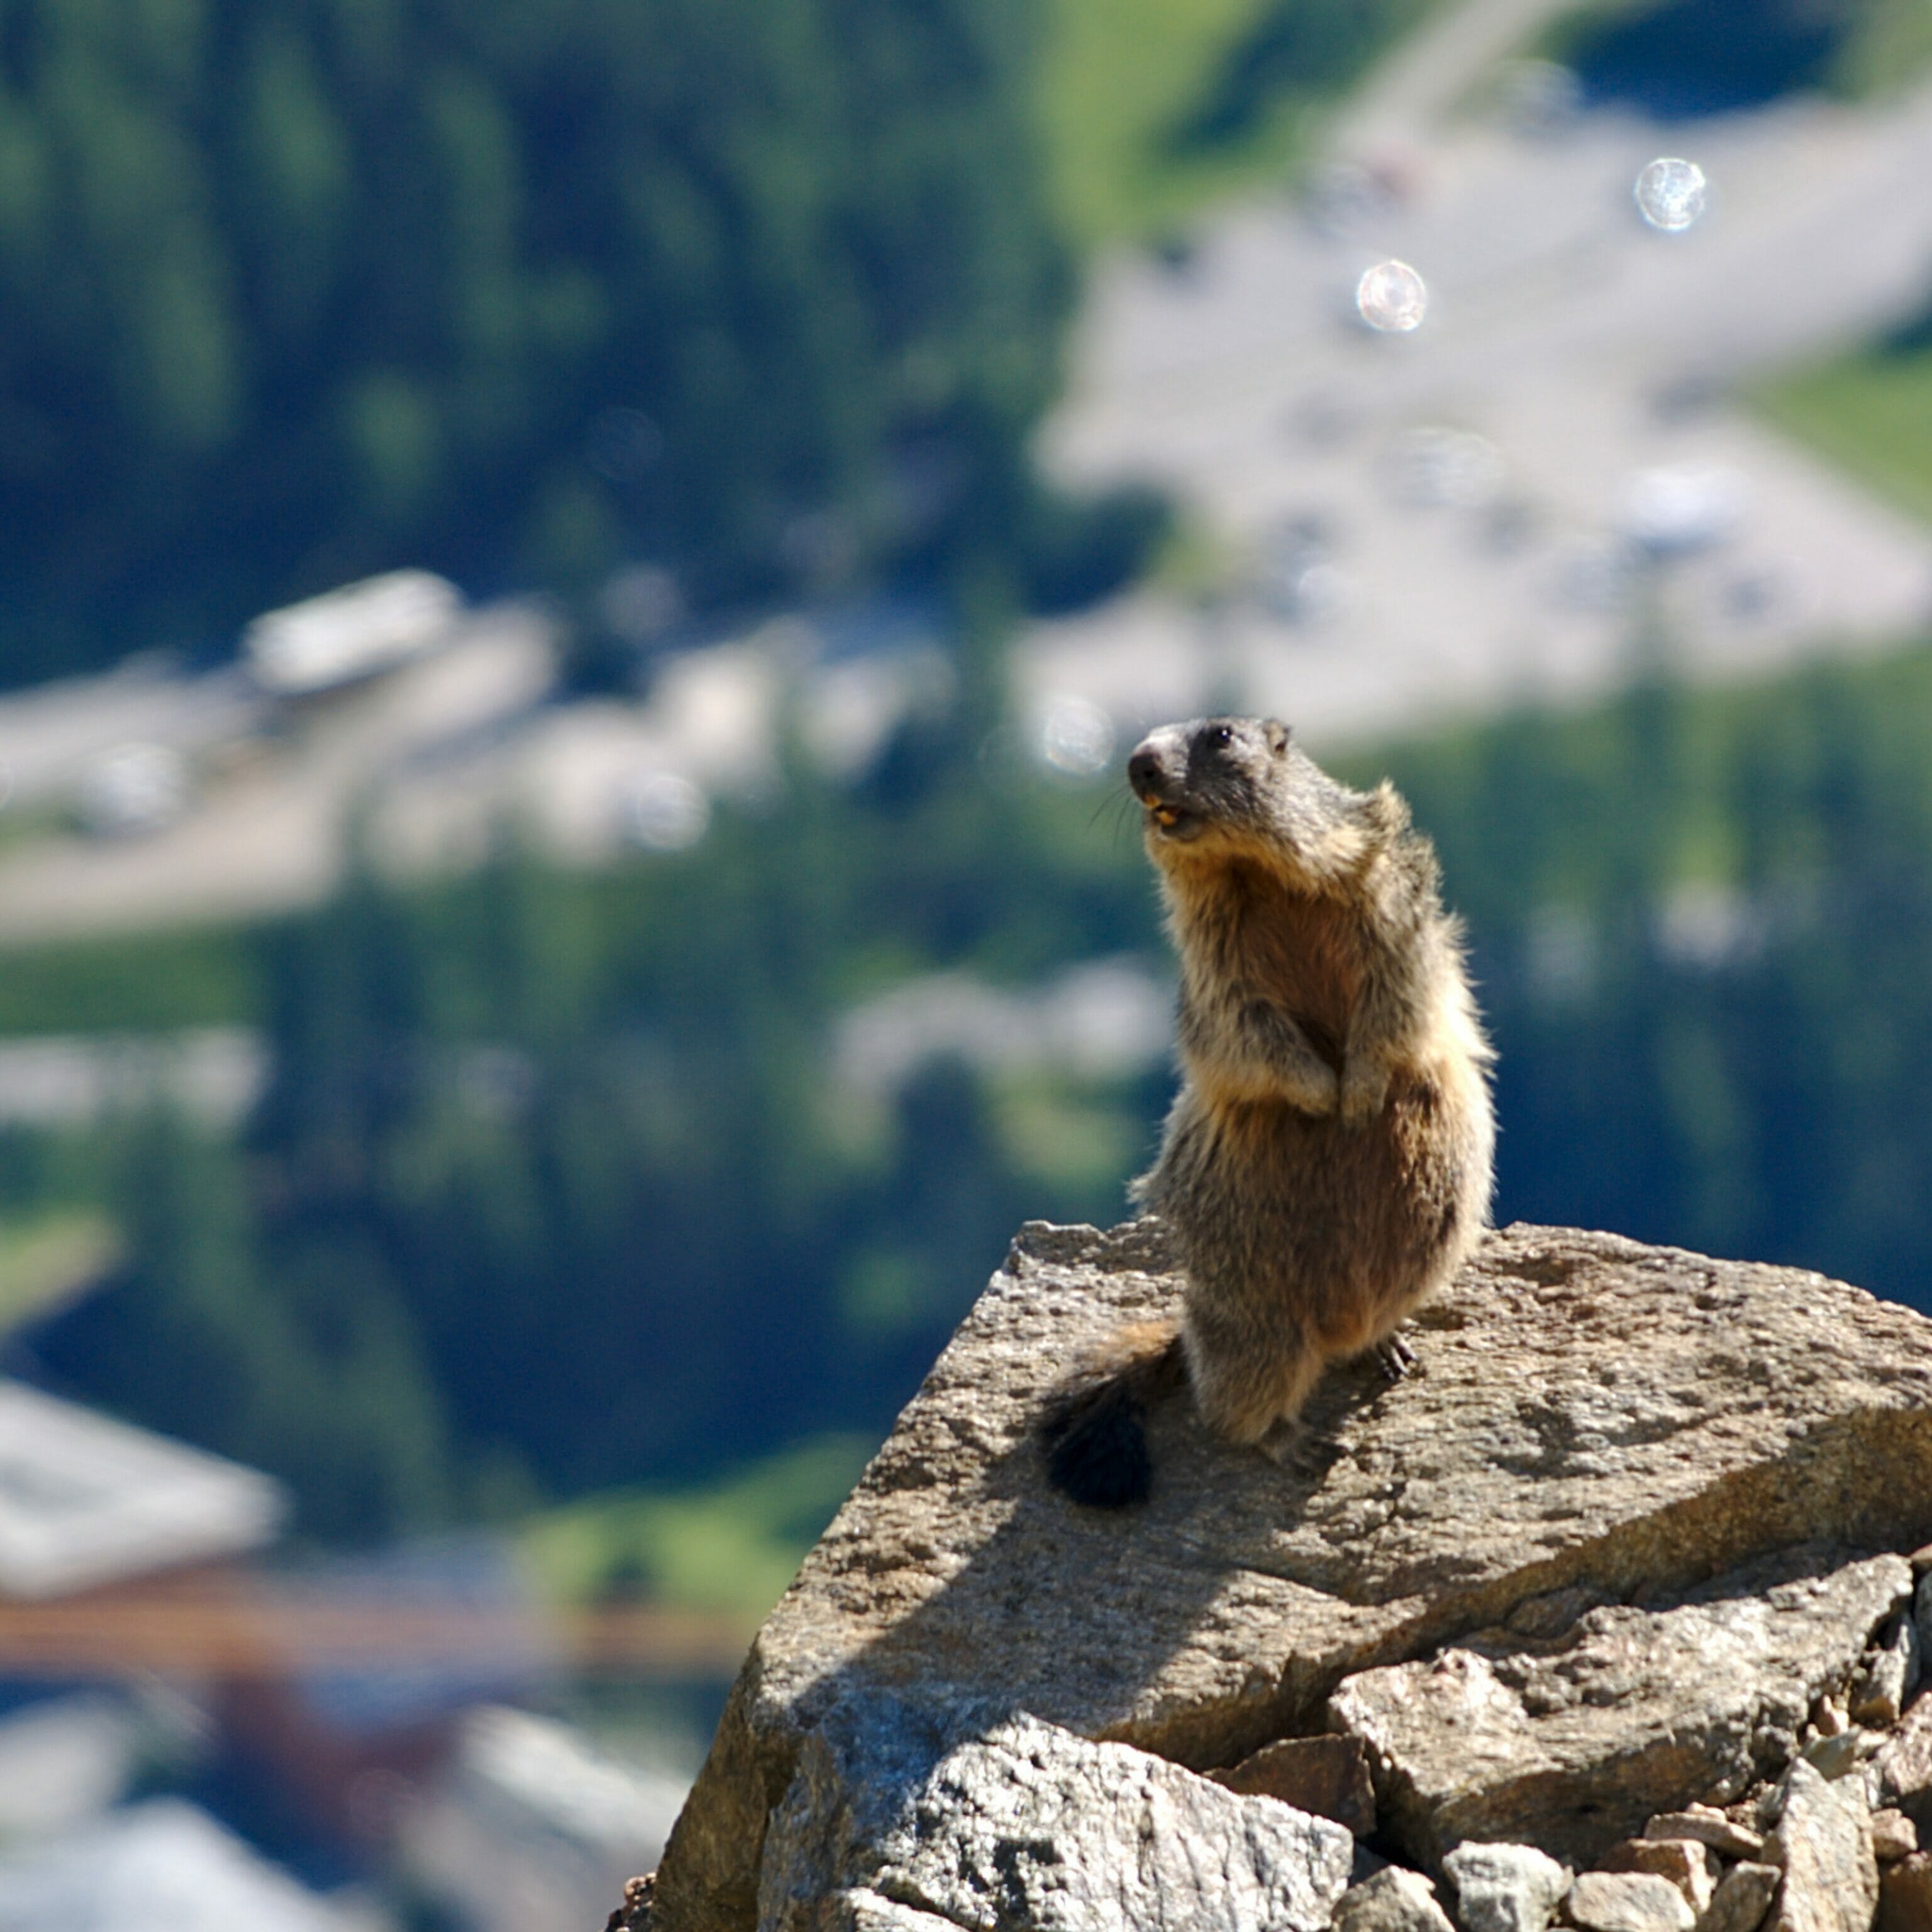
{"left": 1043, "top": 715, "right": 1494, "bottom": 1507}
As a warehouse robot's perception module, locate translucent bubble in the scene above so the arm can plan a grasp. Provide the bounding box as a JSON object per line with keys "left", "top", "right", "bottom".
{"left": 619, "top": 771, "right": 710, "bottom": 850}
{"left": 1356, "top": 260, "right": 1427, "bottom": 333}
{"left": 1036, "top": 696, "right": 1114, "bottom": 779}
{"left": 1633, "top": 157, "right": 1707, "bottom": 233}
{"left": 1283, "top": 561, "right": 1349, "bottom": 625}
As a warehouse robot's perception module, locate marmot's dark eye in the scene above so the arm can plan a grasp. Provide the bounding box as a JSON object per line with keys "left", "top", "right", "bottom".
{"left": 1206, "top": 724, "right": 1233, "bottom": 750}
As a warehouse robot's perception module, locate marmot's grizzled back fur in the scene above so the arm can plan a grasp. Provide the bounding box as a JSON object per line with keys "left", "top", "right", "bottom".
{"left": 1043, "top": 716, "right": 1494, "bottom": 1507}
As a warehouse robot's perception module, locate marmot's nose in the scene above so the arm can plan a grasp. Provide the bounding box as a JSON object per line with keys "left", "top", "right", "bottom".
{"left": 1127, "top": 742, "right": 1166, "bottom": 800}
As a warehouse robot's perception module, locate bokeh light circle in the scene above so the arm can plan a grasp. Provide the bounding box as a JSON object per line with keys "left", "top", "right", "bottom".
{"left": 1634, "top": 157, "right": 1707, "bottom": 233}
{"left": 1356, "top": 259, "right": 1428, "bottom": 333}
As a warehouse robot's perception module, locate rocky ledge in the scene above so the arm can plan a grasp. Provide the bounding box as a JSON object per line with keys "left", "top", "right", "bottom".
{"left": 619, "top": 1222, "right": 1932, "bottom": 1932}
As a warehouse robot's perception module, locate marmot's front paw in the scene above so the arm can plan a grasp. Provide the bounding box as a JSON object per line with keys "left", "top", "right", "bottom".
{"left": 1295, "top": 1067, "right": 1341, "bottom": 1118}
{"left": 1338, "top": 1063, "right": 1390, "bottom": 1127}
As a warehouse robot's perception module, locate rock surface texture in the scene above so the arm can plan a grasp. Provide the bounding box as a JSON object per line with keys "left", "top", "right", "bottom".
{"left": 1331, "top": 1867, "right": 1457, "bottom": 1932}
{"left": 1438, "top": 1841, "right": 1570, "bottom": 1931}
{"left": 1209, "top": 1733, "right": 1378, "bottom": 1835}
{"left": 757, "top": 1711, "right": 1354, "bottom": 1932}
{"left": 1328, "top": 1548, "right": 1910, "bottom": 1864}
{"left": 1765, "top": 1759, "right": 1880, "bottom": 1931}
{"left": 1565, "top": 1870, "right": 1694, "bottom": 1932}
{"left": 635, "top": 1221, "right": 1932, "bottom": 1932}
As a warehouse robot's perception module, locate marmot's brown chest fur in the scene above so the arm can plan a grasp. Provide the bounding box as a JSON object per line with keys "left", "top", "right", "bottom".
{"left": 1197, "top": 865, "right": 1362, "bottom": 1069}
{"left": 1043, "top": 716, "right": 1494, "bottom": 1508}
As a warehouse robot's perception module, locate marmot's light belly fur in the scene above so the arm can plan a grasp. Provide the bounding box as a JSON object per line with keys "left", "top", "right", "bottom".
{"left": 1044, "top": 716, "right": 1494, "bottom": 1507}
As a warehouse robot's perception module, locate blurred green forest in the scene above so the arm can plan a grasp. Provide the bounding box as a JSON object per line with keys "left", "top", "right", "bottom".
{"left": 0, "top": 0, "right": 1074, "bottom": 685}
{"left": 7, "top": 728, "right": 1169, "bottom": 1538}
{"left": 14, "top": 643, "right": 1932, "bottom": 1549}
{"left": 1393, "top": 650, "right": 1932, "bottom": 1293}
{"left": 0, "top": 0, "right": 1466, "bottom": 687}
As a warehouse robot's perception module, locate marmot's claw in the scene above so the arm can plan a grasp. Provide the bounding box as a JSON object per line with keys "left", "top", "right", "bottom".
{"left": 1374, "top": 1331, "right": 1418, "bottom": 1382}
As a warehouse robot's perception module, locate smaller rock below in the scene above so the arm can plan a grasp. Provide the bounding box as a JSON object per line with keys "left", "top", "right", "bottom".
{"left": 1876, "top": 1699, "right": 1932, "bottom": 1838}
{"left": 1600, "top": 1836, "right": 1716, "bottom": 1914}
{"left": 1798, "top": 1727, "right": 1878, "bottom": 1782}
{"left": 1211, "top": 1734, "right": 1377, "bottom": 1836}
{"left": 1697, "top": 1863, "right": 1782, "bottom": 1932}
{"left": 1766, "top": 1760, "right": 1879, "bottom": 1932}
{"left": 1852, "top": 1617, "right": 1922, "bottom": 1729}
{"left": 1644, "top": 1808, "right": 1765, "bottom": 1862}
{"left": 1332, "top": 1866, "right": 1456, "bottom": 1932}
{"left": 1874, "top": 1809, "right": 1921, "bottom": 1863}
{"left": 860, "top": 1715, "right": 1356, "bottom": 1932}
{"left": 1440, "top": 1842, "right": 1571, "bottom": 1932}
{"left": 1566, "top": 1870, "right": 1694, "bottom": 1932}
{"left": 1879, "top": 1850, "right": 1932, "bottom": 1932}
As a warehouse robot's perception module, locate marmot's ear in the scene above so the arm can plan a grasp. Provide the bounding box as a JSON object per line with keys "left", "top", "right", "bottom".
{"left": 1265, "top": 719, "right": 1291, "bottom": 755}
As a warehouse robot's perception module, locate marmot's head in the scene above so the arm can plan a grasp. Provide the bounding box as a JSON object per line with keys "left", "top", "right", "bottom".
{"left": 1127, "top": 716, "right": 1394, "bottom": 886}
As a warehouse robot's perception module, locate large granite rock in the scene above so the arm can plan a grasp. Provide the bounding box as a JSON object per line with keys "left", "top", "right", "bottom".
{"left": 1699, "top": 1863, "right": 1784, "bottom": 1932}
{"left": 757, "top": 1712, "right": 1353, "bottom": 1932}
{"left": 650, "top": 1221, "right": 1932, "bottom": 1932}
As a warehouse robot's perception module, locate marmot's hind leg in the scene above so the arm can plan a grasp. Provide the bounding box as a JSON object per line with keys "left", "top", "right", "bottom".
{"left": 1184, "top": 1314, "right": 1325, "bottom": 1448}
{"left": 1258, "top": 1414, "right": 1336, "bottom": 1478}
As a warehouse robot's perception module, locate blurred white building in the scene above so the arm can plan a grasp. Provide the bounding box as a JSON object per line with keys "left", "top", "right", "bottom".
{"left": 244, "top": 573, "right": 462, "bottom": 699}
{"left": 835, "top": 955, "right": 1173, "bottom": 1099}
{"left": 0, "top": 1800, "right": 375, "bottom": 1932}
{"left": 0, "top": 1380, "right": 284, "bottom": 1602}
{"left": 400, "top": 1706, "right": 689, "bottom": 1932}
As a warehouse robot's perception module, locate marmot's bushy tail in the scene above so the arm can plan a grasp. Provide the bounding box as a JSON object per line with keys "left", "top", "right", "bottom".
{"left": 1040, "top": 1320, "right": 1187, "bottom": 1508}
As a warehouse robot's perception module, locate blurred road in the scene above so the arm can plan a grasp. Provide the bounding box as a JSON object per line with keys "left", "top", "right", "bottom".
{"left": 1335, "top": 0, "right": 1582, "bottom": 152}
{"left": 1025, "top": 26, "right": 1932, "bottom": 750}
{"left": 0, "top": 606, "right": 554, "bottom": 943}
